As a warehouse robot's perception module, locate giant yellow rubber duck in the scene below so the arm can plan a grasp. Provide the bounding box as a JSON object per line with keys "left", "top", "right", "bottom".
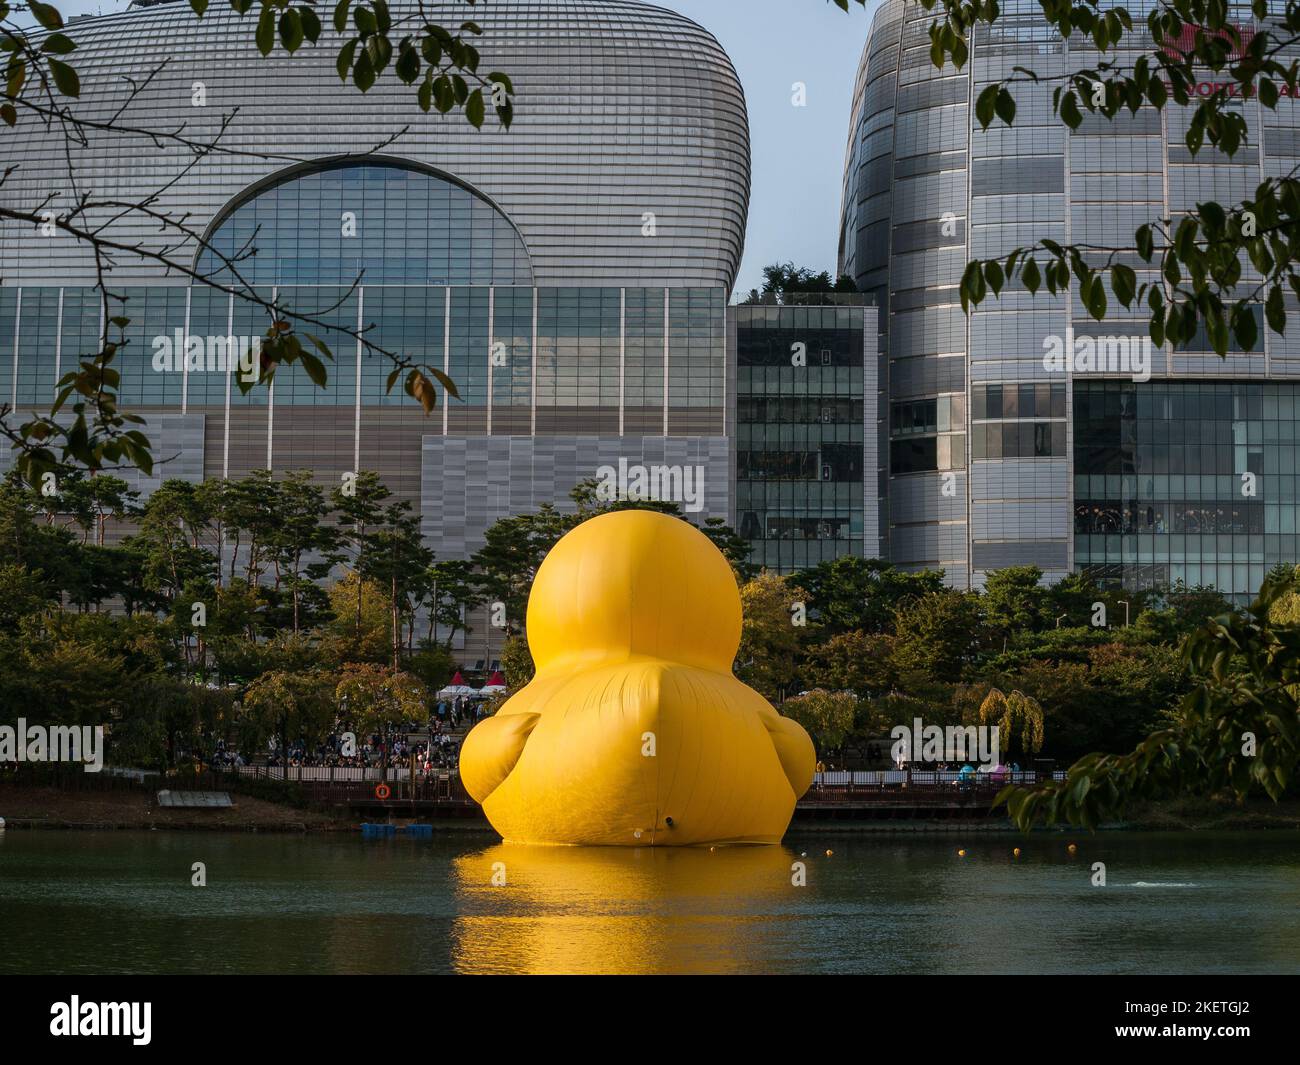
{"left": 459, "top": 510, "right": 816, "bottom": 845}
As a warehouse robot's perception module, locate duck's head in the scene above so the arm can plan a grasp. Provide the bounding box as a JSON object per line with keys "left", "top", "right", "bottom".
{"left": 526, "top": 510, "right": 741, "bottom": 673}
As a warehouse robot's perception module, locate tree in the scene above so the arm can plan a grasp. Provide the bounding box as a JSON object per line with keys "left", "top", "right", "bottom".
{"left": 804, "top": 629, "right": 896, "bottom": 696}
{"left": 470, "top": 504, "right": 571, "bottom": 634}
{"left": 793, "top": 556, "right": 945, "bottom": 635}
{"left": 981, "top": 566, "right": 1051, "bottom": 646}
{"left": 976, "top": 687, "right": 1046, "bottom": 761}
{"left": 334, "top": 663, "right": 428, "bottom": 781}
{"left": 360, "top": 501, "right": 433, "bottom": 668}
{"left": 330, "top": 471, "right": 391, "bottom": 638}
{"left": 500, "top": 634, "right": 535, "bottom": 691}
{"left": 999, "top": 571, "right": 1300, "bottom": 829}
{"left": 241, "top": 668, "right": 337, "bottom": 772}
{"left": 262, "top": 471, "right": 341, "bottom": 634}
{"left": 736, "top": 572, "right": 808, "bottom": 702}
{"left": 425, "top": 559, "right": 480, "bottom": 649}
{"left": 744, "top": 261, "right": 859, "bottom": 304}
{"left": 127, "top": 480, "right": 219, "bottom": 606}
{"left": 781, "top": 689, "right": 858, "bottom": 755}
{"left": 889, "top": 590, "right": 984, "bottom": 683}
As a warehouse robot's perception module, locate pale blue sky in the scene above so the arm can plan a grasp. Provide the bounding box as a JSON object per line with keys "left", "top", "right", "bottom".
{"left": 658, "top": 0, "right": 878, "bottom": 294}
{"left": 31, "top": 0, "right": 880, "bottom": 295}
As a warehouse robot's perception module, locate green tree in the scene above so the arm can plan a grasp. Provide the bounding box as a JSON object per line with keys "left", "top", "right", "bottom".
{"left": 263, "top": 471, "right": 341, "bottom": 634}
{"left": 736, "top": 572, "right": 808, "bottom": 702}
{"left": 241, "top": 668, "right": 338, "bottom": 772}
{"left": 330, "top": 470, "right": 391, "bottom": 637}
{"left": 890, "top": 590, "right": 984, "bottom": 683}
{"left": 334, "top": 663, "right": 428, "bottom": 781}
{"left": 793, "top": 556, "right": 945, "bottom": 635}
{"left": 360, "top": 500, "right": 434, "bottom": 668}
{"left": 781, "top": 689, "right": 858, "bottom": 755}
{"left": 999, "top": 571, "right": 1300, "bottom": 829}
{"left": 804, "top": 629, "right": 896, "bottom": 696}
{"left": 981, "top": 565, "right": 1051, "bottom": 646}
{"left": 500, "top": 633, "right": 535, "bottom": 691}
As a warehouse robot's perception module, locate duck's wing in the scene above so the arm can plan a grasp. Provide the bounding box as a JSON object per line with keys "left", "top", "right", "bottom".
{"left": 459, "top": 712, "right": 541, "bottom": 804}
{"left": 760, "top": 712, "right": 817, "bottom": 799}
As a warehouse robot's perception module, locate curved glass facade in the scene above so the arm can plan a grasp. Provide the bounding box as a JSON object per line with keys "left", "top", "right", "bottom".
{"left": 199, "top": 162, "right": 533, "bottom": 287}
{"left": 840, "top": 0, "right": 1300, "bottom": 600}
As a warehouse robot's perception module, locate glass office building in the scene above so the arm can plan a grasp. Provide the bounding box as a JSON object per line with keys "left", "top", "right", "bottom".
{"left": 730, "top": 299, "right": 882, "bottom": 572}
{"left": 840, "top": 0, "right": 1300, "bottom": 601}
{"left": 1, "top": 1, "right": 747, "bottom": 560}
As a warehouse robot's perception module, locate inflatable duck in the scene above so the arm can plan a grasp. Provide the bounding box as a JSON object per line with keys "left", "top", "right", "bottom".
{"left": 459, "top": 510, "right": 816, "bottom": 845}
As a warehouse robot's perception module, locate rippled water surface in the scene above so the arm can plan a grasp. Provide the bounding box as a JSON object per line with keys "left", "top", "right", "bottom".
{"left": 1, "top": 829, "right": 1297, "bottom": 974}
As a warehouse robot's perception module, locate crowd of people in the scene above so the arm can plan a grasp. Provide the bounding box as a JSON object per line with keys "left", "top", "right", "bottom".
{"left": 206, "top": 702, "right": 491, "bottom": 775}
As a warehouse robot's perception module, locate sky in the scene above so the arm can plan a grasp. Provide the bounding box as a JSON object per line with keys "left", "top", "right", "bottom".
{"left": 37, "top": 0, "right": 880, "bottom": 295}
{"left": 656, "top": 0, "right": 878, "bottom": 294}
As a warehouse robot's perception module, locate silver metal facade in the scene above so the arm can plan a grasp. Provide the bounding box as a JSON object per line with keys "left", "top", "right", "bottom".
{"left": 840, "top": 0, "right": 1300, "bottom": 597}
{"left": 0, "top": 1, "right": 746, "bottom": 571}
{"left": 2, "top": 0, "right": 750, "bottom": 290}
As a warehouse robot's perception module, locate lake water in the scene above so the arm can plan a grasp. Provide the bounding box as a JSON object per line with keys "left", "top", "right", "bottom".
{"left": 1, "top": 829, "right": 1297, "bottom": 974}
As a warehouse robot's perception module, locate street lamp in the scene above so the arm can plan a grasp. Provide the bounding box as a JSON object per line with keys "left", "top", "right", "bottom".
{"left": 1118, "top": 600, "right": 1130, "bottom": 627}
{"left": 1055, "top": 614, "right": 1068, "bottom": 628}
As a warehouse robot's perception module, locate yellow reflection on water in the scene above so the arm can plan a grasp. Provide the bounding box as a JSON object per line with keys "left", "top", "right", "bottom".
{"left": 450, "top": 843, "right": 800, "bottom": 974}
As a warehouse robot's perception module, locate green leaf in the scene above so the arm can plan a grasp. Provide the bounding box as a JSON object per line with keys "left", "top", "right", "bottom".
{"left": 975, "top": 83, "right": 998, "bottom": 130}
{"left": 300, "top": 6, "right": 321, "bottom": 43}
{"left": 429, "top": 367, "right": 460, "bottom": 400}
{"left": 395, "top": 42, "right": 420, "bottom": 84}
{"left": 299, "top": 351, "right": 329, "bottom": 387}
{"left": 1233, "top": 304, "right": 1259, "bottom": 352}
{"left": 40, "top": 33, "right": 76, "bottom": 55}
{"left": 47, "top": 58, "right": 79, "bottom": 97}
{"left": 256, "top": 6, "right": 275, "bottom": 56}
{"left": 994, "top": 87, "right": 1016, "bottom": 126}
{"left": 279, "top": 9, "right": 304, "bottom": 53}
{"left": 353, "top": 49, "right": 375, "bottom": 92}
{"left": 1111, "top": 263, "right": 1136, "bottom": 307}
{"left": 465, "top": 87, "right": 484, "bottom": 128}
{"left": 1021, "top": 256, "right": 1041, "bottom": 294}
{"left": 29, "top": 1, "right": 63, "bottom": 30}
{"left": 189, "top": 0, "right": 209, "bottom": 15}
{"left": 1266, "top": 285, "right": 1286, "bottom": 335}
{"left": 1136, "top": 224, "right": 1154, "bottom": 261}
{"left": 336, "top": 39, "right": 357, "bottom": 81}
{"left": 333, "top": 0, "right": 351, "bottom": 34}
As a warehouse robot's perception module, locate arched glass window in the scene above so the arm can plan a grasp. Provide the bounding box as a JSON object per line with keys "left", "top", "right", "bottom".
{"left": 198, "top": 160, "right": 532, "bottom": 286}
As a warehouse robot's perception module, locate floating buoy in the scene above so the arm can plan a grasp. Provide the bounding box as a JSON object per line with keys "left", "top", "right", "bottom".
{"left": 957, "top": 849, "right": 967, "bottom": 857}
{"left": 1013, "top": 847, "right": 1021, "bottom": 858}
{"left": 633, "top": 829, "right": 643, "bottom": 840}
{"left": 1068, "top": 843, "right": 1078, "bottom": 854}
{"left": 825, "top": 849, "right": 833, "bottom": 857}
{"left": 800, "top": 852, "right": 807, "bottom": 858}
{"left": 709, "top": 846, "right": 716, "bottom": 852}
{"left": 374, "top": 783, "right": 391, "bottom": 800}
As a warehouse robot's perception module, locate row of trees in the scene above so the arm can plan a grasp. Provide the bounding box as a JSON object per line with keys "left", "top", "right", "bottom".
{"left": 0, "top": 469, "right": 751, "bottom": 769}
{"left": 5, "top": 464, "right": 1298, "bottom": 823}
{"left": 730, "top": 558, "right": 1233, "bottom": 766}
